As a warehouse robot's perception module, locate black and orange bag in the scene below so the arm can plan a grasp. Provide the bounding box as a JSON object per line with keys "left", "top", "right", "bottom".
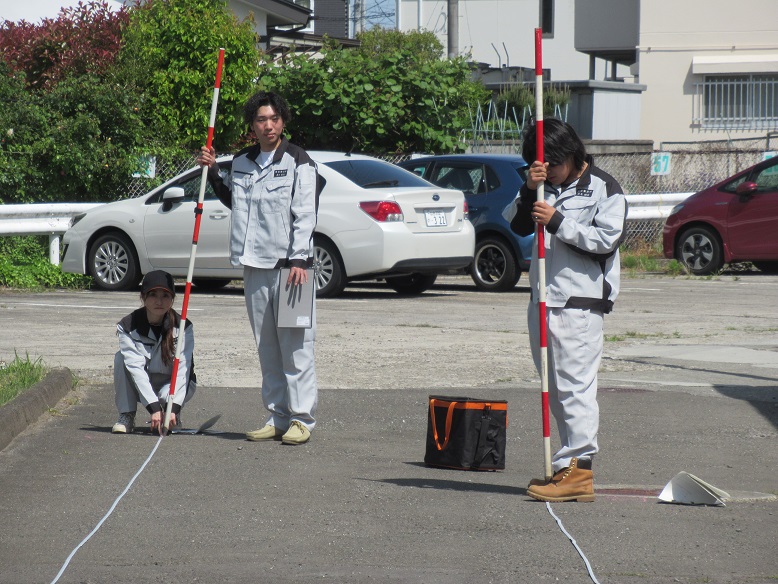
{"left": 424, "top": 396, "right": 507, "bottom": 471}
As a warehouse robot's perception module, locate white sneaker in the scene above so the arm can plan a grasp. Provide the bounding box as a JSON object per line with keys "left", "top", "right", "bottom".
{"left": 112, "top": 412, "right": 136, "bottom": 434}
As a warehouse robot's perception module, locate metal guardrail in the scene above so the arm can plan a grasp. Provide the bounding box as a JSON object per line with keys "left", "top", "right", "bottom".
{"left": 1, "top": 194, "right": 692, "bottom": 266}
{"left": 0, "top": 203, "right": 101, "bottom": 264}
{"left": 624, "top": 192, "right": 693, "bottom": 220}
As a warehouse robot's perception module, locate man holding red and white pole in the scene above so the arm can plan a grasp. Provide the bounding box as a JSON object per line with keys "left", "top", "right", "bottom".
{"left": 510, "top": 116, "right": 627, "bottom": 502}
{"left": 197, "top": 91, "right": 320, "bottom": 446}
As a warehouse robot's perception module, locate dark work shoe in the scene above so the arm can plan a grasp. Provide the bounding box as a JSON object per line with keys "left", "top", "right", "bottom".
{"left": 112, "top": 412, "right": 136, "bottom": 434}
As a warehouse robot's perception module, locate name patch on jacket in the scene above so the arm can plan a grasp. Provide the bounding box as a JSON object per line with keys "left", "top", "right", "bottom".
{"left": 274, "top": 169, "right": 288, "bottom": 178}
{"left": 576, "top": 189, "right": 593, "bottom": 198}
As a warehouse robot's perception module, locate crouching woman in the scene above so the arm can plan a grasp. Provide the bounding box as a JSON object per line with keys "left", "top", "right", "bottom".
{"left": 112, "top": 270, "right": 196, "bottom": 435}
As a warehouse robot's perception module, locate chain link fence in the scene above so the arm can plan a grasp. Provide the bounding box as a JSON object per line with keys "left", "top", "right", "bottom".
{"left": 123, "top": 154, "right": 199, "bottom": 200}
{"left": 586, "top": 135, "right": 777, "bottom": 251}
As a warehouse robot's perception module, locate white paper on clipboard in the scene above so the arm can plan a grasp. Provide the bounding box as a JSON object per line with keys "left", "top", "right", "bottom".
{"left": 276, "top": 268, "right": 315, "bottom": 328}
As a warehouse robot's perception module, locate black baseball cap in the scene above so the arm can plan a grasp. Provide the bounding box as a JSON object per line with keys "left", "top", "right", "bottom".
{"left": 141, "top": 270, "right": 176, "bottom": 296}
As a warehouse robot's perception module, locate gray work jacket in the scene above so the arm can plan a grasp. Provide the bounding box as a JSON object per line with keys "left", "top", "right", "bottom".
{"left": 209, "top": 138, "right": 319, "bottom": 270}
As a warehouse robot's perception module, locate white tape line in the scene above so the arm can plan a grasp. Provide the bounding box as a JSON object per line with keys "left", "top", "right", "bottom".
{"left": 545, "top": 502, "right": 601, "bottom": 584}
{"left": 50, "top": 435, "right": 164, "bottom": 584}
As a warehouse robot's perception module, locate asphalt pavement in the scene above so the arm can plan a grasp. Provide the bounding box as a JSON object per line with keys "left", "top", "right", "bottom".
{"left": 1, "top": 274, "right": 776, "bottom": 583}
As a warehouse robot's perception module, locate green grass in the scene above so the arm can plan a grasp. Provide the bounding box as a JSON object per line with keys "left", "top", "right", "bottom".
{"left": 0, "top": 353, "right": 47, "bottom": 408}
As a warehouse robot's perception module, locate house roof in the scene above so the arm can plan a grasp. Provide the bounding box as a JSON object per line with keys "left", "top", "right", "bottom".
{"left": 238, "top": 0, "right": 311, "bottom": 26}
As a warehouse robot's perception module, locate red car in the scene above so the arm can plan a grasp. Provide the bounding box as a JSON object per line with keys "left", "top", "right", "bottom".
{"left": 663, "top": 155, "right": 778, "bottom": 275}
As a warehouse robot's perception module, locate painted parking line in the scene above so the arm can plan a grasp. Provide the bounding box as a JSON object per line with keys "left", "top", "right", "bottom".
{"left": 1, "top": 302, "right": 204, "bottom": 311}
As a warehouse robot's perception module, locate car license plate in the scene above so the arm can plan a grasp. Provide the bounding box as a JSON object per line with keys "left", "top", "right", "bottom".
{"left": 425, "top": 210, "right": 447, "bottom": 227}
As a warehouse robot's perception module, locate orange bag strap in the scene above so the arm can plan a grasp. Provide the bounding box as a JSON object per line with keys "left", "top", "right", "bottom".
{"left": 429, "top": 398, "right": 457, "bottom": 451}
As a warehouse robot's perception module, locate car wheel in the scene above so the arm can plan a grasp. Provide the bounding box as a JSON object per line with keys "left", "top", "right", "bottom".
{"left": 386, "top": 273, "right": 437, "bottom": 295}
{"left": 313, "top": 237, "right": 346, "bottom": 298}
{"left": 753, "top": 261, "right": 778, "bottom": 274}
{"left": 88, "top": 232, "right": 141, "bottom": 291}
{"left": 192, "top": 278, "right": 232, "bottom": 290}
{"left": 470, "top": 236, "right": 520, "bottom": 292}
{"left": 676, "top": 226, "right": 723, "bottom": 275}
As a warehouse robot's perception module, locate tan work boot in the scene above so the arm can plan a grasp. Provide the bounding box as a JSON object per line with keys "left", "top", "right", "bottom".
{"left": 527, "top": 458, "right": 594, "bottom": 502}
{"left": 281, "top": 421, "right": 311, "bottom": 445}
{"left": 246, "top": 425, "right": 284, "bottom": 441}
{"left": 528, "top": 476, "right": 551, "bottom": 487}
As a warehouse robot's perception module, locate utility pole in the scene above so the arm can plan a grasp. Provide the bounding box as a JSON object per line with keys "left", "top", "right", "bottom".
{"left": 351, "top": 0, "right": 363, "bottom": 36}
{"left": 447, "top": 0, "right": 458, "bottom": 58}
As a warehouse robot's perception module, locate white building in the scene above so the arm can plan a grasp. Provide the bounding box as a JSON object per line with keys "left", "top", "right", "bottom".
{"left": 396, "top": 0, "right": 630, "bottom": 82}
{"left": 631, "top": 0, "right": 778, "bottom": 145}
{"left": 398, "top": 0, "right": 778, "bottom": 146}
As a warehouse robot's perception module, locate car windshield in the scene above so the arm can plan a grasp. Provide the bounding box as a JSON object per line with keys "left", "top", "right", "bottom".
{"left": 325, "top": 159, "right": 432, "bottom": 188}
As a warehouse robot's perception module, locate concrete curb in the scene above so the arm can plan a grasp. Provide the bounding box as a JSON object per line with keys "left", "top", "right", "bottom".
{"left": 0, "top": 367, "right": 74, "bottom": 452}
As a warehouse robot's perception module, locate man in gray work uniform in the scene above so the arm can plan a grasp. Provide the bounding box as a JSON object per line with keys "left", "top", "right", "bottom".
{"left": 509, "top": 118, "right": 627, "bottom": 501}
{"left": 197, "top": 91, "right": 320, "bottom": 445}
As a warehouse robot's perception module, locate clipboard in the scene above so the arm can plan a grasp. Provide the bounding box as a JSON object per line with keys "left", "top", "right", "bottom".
{"left": 275, "top": 268, "right": 315, "bottom": 328}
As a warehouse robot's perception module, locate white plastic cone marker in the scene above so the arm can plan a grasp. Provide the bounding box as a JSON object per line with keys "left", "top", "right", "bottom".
{"left": 658, "top": 472, "right": 731, "bottom": 506}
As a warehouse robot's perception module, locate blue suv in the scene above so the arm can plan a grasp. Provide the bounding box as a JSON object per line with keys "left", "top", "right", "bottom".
{"left": 398, "top": 154, "right": 532, "bottom": 291}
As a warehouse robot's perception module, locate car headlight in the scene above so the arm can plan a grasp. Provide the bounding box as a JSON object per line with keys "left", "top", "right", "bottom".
{"left": 668, "top": 203, "right": 684, "bottom": 217}
{"left": 69, "top": 213, "right": 86, "bottom": 228}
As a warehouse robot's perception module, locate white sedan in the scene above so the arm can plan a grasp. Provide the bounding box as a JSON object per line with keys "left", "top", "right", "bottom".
{"left": 61, "top": 152, "right": 475, "bottom": 297}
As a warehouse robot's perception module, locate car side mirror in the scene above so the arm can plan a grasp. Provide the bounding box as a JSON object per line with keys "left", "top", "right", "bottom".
{"left": 735, "top": 181, "right": 758, "bottom": 197}
{"left": 161, "top": 187, "right": 186, "bottom": 211}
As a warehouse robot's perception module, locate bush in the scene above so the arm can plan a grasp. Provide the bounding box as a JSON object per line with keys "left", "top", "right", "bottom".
{"left": 0, "top": 236, "right": 91, "bottom": 289}
{"left": 0, "top": 0, "right": 259, "bottom": 203}
{"left": 260, "top": 29, "right": 489, "bottom": 153}
{"left": 0, "top": 1, "right": 128, "bottom": 91}
{"left": 0, "top": 5, "right": 176, "bottom": 205}
{"left": 0, "top": 65, "right": 170, "bottom": 203}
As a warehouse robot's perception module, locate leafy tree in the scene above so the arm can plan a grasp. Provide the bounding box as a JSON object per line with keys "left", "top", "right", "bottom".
{"left": 0, "top": 65, "right": 46, "bottom": 202}
{"left": 0, "top": 0, "right": 261, "bottom": 203}
{"left": 260, "top": 29, "right": 489, "bottom": 153}
{"left": 0, "top": 2, "right": 164, "bottom": 203}
{"left": 116, "top": 0, "right": 263, "bottom": 151}
{"left": 0, "top": 63, "right": 165, "bottom": 203}
{"left": 0, "top": 1, "right": 128, "bottom": 90}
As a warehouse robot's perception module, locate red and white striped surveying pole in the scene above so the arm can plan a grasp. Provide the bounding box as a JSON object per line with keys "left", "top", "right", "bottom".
{"left": 534, "top": 28, "right": 552, "bottom": 480}
{"left": 163, "top": 48, "right": 225, "bottom": 434}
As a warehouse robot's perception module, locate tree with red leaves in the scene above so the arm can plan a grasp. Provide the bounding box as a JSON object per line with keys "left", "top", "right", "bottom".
{"left": 0, "top": 1, "right": 129, "bottom": 91}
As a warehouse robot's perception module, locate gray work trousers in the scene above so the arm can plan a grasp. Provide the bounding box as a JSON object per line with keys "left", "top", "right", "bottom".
{"left": 528, "top": 304, "right": 603, "bottom": 472}
{"left": 244, "top": 266, "right": 318, "bottom": 431}
{"left": 113, "top": 352, "right": 196, "bottom": 414}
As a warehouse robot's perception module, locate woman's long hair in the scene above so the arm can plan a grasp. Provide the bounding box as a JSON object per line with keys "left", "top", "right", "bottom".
{"left": 160, "top": 307, "right": 177, "bottom": 367}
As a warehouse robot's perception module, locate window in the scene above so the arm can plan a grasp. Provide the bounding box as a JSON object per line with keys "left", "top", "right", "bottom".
{"left": 148, "top": 167, "right": 224, "bottom": 205}
{"left": 694, "top": 74, "right": 778, "bottom": 130}
{"left": 753, "top": 159, "right": 778, "bottom": 192}
{"left": 324, "top": 159, "right": 431, "bottom": 188}
{"left": 485, "top": 165, "right": 501, "bottom": 192}
{"left": 402, "top": 163, "right": 429, "bottom": 178}
{"left": 721, "top": 158, "right": 778, "bottom": 193}
{"left": 431, "top": 165, "right": 482, "bottom": 195}
{"left": 540, "top": 0, "right": 554, "bottom": 38}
